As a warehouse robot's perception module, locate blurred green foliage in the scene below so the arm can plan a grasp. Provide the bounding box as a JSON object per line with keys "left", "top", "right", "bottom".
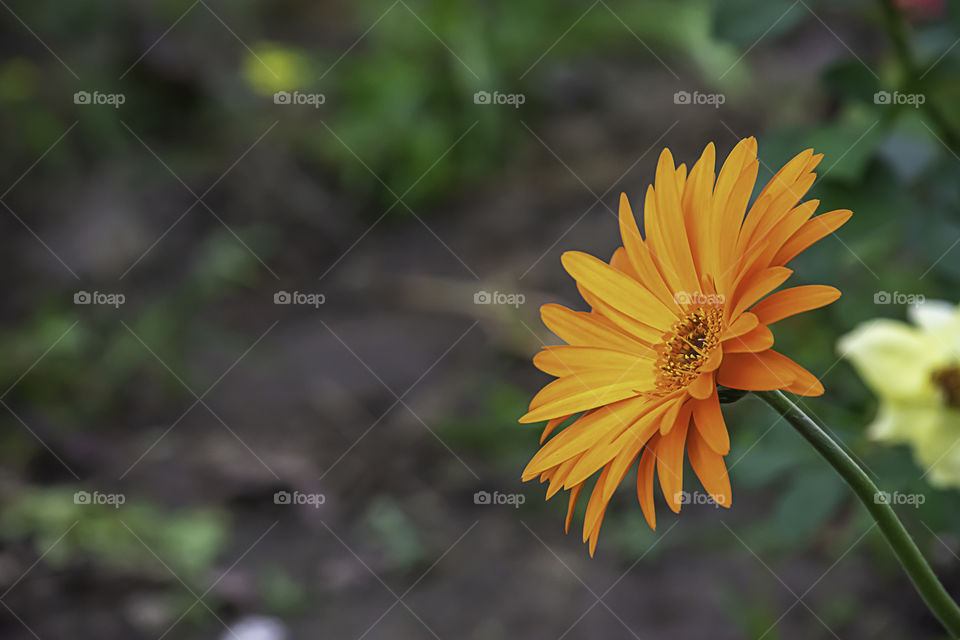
{"left": 5, "top": 0, "right": 960, "bottom": 635}
{"left": 1, "top": 487, "right": 227, "bottom": 582}
{"left": 362, "top": 496, "right": 427, "bottom": 570}
{"left": 240, "top": 0, "right": 740, "bottom": 207}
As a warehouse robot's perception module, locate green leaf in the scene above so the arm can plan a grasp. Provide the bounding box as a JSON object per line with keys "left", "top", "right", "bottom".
{"left": 821, "top": 60, "right": 882, "bottom": 105}
{"left": 713, "top": 0, "right": 804, "bottom": 47}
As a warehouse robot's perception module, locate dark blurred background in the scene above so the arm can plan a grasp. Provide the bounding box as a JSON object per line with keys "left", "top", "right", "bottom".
{"left": 2, "top": 0, "right": 960, "bottom": 638}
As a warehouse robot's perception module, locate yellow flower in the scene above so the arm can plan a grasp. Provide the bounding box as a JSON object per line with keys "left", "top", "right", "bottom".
{"left": 839, "top": 300, "right": 960, "bottom": 487}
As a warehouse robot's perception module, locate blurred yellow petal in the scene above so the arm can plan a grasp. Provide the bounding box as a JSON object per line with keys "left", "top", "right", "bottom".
{"left": 909, "top": 300, "right": 960, "bottom": 353}
{"left": 838, "top": 320, "right": 943, "bottom": 401}
{"left": 868, "top": 402, "right": 940, "bottom": 444}
{"left": 911, "top": 408, "right": 960, "bottom": 488}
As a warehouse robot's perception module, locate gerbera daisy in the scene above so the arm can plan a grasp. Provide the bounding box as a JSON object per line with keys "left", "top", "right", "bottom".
{"left": 519, "top": 137, "right": 851, "bottom": 554}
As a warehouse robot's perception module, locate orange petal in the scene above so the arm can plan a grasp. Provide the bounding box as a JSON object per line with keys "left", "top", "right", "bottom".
{"left": 687, "top": 429, "right": 732, "bottom": 508}
{"left": 540, "top": 303, "right": 652, "bottom": 356}
{"left": 564, "top": 398, "right": 673, "bottom": 489}
{"left": 692, "top": 388, "right": 730, "bottom": 455}
{"left": 768, "top": 351, "right": 825, "bottom": 396}
{"left": 565, "top": 483, "right": 585, "bottom": 533}
{"left": 582, "top": 467, "right": 611, "bottom": 545}
{"left": 676, "top": 162, "right": 688, "bottom": 192}
{"left": 682, "top": 143, "right": 716, "bottom": 276}
{"left": 701, "top": 345, "right": 724, "bottom": 372}
{"left": 533, "top": 345, "right": 651, "bottom": 377}
{"left": 656, "top": 406, "right": 691, "bottom": 513}
{"left": 716, "top": 350, "right": 796, "bottom": 391}
{"left": 688, "top": 370, "right": 715, "bottom": 399}
{"left": 577, "top": 282, "right": 664, "bottom": 345}
{"left": 600, "top": 413, "right": 662, "bottom": 502}
{"left": 731, "top": 267, "right": 793, "bottom": 319}
{"left": 523, "top": 400, "right": 639, "bottom": 477}
{"left": 749, "top": 285, "right": 841, "bottom": 326}
{"left": 723, "top": 324, "right": 774, "bottom": 353}
{"left": 754, "top": 172, "right": 816, "bottom": 241}
{"left": 540, "top": 415, "right": 572, "bottom": 444}
{"left": 712, "top": 139, "right": 759, "bottom": 286}
{"left": 744, "top": 149, "right": 813, "bottom": 224}
{"left": 609, "top": 246, "right": 640, "bottom": 279}
{"left": 587, "top": 514, "right": 603, "bottom": 557}
{"left": 562, "top": 251, "right": 676, "bottom": 331}
{"left": 653, "top": 149, "right": 700, "bottom": 292}
{"left": 544, "top": 456, "right": 579, "bottom": 500}
{"left": 736, "top": 200, "right": 820, "bottom": 285}
{"left": 520, "top": 368, "right": 652, "bottom": 423}
{"left": 599, "top": 451, "right": 641, "bottom": 506}
{"left": 658, "top": 395, "right": 687, "bottom": 436}
{"left": 618, "top": 193, "right": 678, "bottom": 310}
{"left": 722, "top": 312, "right": 759, "bottom": 341}
{"left": 523, "top": 394, "right": 674, "bottom": 478}
{"left": 712, "top": 139, "right": 758, "bottom": 247}
{"left": 637, "top": 437, "right": 659, "bottom": 529}
{"left": 718, "top": 170, "right": 762, "bottom": 294}
{"left": 774, "top": 209, "right": 852, "bottom": 265}
{"left": 738, "top": 149, "right": 815, "bottom": 254}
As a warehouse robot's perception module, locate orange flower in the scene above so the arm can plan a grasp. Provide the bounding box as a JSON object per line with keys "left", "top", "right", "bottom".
{"left": 519, "top": 138, "right": 851, "bottom": 554}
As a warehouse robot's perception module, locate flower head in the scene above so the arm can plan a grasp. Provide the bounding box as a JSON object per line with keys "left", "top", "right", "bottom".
{"left": 520, "top": 138, "right": 851, "bottom": 554}
{"left": 839, "top": 300, "right": 960, "bottom": 487}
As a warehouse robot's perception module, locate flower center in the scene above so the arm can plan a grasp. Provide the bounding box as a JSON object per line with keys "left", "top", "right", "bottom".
{"left": 654, "top": 307, "right": 723, "bottom": 394}
{"left": 933, "top": 366, "right": 960, "bottom": 408}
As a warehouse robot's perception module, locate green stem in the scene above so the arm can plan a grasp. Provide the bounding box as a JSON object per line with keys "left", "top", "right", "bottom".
{"left": 754, "top": 389, "right": 960, "bottom": 638}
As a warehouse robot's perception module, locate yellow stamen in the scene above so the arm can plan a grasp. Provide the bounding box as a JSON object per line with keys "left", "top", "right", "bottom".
{"left": 653, "top": 306, "right": 722, "bottom": 394}
{"left": 933, "top": 366, "right": 960, "bottom": 408}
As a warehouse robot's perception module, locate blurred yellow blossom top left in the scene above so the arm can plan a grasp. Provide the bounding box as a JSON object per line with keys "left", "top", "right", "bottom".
{"left": 243, "top": 43, "right": 313, "bottom": 95}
